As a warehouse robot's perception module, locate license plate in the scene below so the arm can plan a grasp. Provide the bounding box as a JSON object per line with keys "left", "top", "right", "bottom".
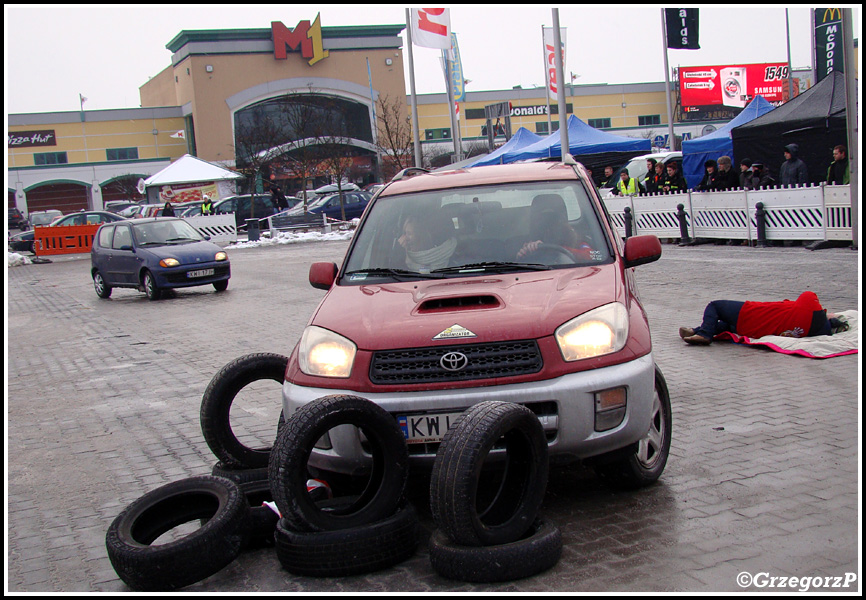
{"left": 186, "top": 269, "right": 214, "bottom": 278}
{"left": 398, "top": 411, "right": 464, "bottom": 444}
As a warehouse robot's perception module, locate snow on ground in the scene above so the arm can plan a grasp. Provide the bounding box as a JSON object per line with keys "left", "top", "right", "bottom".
{"left": 8, "top": 252, "right": 32, "bottom": 267}
{"left": 226, "top": 227, "right": 355, "bottom": 250}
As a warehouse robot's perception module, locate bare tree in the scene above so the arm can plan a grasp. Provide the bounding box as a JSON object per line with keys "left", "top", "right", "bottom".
{"left": 107, "top": 175, "right": 145, "bottom": 201}
{"left": 232, "top": 105, "right": 286, "bottom": 218}
{"left": 375, "top": 94, "right": 414, "bottom": 181}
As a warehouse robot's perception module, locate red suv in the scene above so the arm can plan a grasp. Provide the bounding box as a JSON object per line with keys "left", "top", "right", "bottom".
{"left": 286, "top": 159, "right": 671, "bottom": 488}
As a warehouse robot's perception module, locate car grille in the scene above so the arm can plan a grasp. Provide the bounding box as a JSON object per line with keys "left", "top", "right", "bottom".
{"left": 369, "top": 340, "right": 543, "bottom": 385}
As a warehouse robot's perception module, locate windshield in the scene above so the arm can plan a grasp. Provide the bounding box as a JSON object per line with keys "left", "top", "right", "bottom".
{"left": 342, "top": 181, "right": 612, "bottom": 283}
{"left": 132, "top": 219, "right": 205, "bottom": 246}
{"left": 32, "top": 213, "right": 61, "bottom": 226}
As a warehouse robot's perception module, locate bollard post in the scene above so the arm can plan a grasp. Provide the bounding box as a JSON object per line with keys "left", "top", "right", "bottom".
{"left": 245, "top": 218, "right": 260, "bottom": 242}
{"left": 623, "top": 206, "right": 633, "bottom": 238}
{"left": 676, "top": 203, "right": 691, "bottom": 245}
{"left": 755, "top": 202, "right": 768, "bottom": 247}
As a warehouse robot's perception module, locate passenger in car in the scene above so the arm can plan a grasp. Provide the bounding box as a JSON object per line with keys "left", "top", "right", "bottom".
{"left": 397, "top": 214, "right": 457, "bottom": 271}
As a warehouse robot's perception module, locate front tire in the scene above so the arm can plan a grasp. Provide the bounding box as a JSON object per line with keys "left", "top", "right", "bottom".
{"left": 93, "top": 271, "right": 112, "bottom": 299}
{"left": 143, "top": 270, "right": 161, "bottom": 300}
{"left": 214, "top": 280, "right": 229, "bottom": 292}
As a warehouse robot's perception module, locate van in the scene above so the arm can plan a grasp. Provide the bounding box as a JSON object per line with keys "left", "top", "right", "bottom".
{"left": 600, "top": 151, "right": 681, "bottom": 198}
{"left": 285, "top": 159, "right": 672, "bottom": 490}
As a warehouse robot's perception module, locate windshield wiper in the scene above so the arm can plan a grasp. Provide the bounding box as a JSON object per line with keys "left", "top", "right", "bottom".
{"left": 165, "top": 237, "right": 195, "bottom": 243}
{"left": 432, "top": 261, "right": 551, "bottom": 274}
{"left": 343, "top": 268, "right": 444, "bottom": 280}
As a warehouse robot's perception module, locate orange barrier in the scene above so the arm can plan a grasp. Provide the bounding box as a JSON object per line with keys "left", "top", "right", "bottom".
{"left": 33, "top": 223, "right": 101, "bottom": 257}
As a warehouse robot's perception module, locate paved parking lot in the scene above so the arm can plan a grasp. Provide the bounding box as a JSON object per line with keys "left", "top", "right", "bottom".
{"left": 6, "top": 240, "right": 861, "bottom": 593}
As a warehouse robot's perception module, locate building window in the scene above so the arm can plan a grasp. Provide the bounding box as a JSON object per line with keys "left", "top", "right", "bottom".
{"left": 534, "top": 122, "right": 560, "bottom": 135}
{"left": 34, "top": 152, "right": 68, "bottom": 165}
{"left": 425, "top": 128, "right": 451, "bottom": 140}
{"left": 588, "top": 118, "right": 611, "bottom": 129}
{"left": 106, "top": 147, "right": 139, "bottom": 161}
{"left": 638, "top": 115, "right": 661, "bottom": 126}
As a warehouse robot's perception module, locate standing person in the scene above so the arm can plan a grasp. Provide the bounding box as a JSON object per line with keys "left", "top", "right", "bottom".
{"left": 749, "top": 163, "right": 776, "bottom": 188}
{"left": 270, "top": 185, "right": 289, "bottom": 211}
{"left": 678, "top": 291, "right": 837, "bottom": 345}
{"left": 779, "top": 143, "right": 809, "bottom": 186}
{"left": 695, "top": 159, "right": 718, "bottom": 191}
{"left": 162, "top": 201, "right": 175, "bottom": 217}
{"left": 644, "top": 160, "right": 664, "bottom": 195}
{"left": 826, "top": 145, "right": 849, "bottom": 185}
{"left": 616, "top": 170, "right": 640, "bottom": 196}
{"left": 201, "top": 194, "right": 214, "bottom": 215}
{"left": 661, "top": 161, "right": 687, "bottom": 194}
{"left": 715, "top": 156, "right": 737, "bottom": 189}
{"left": 601, "top": 166, "right": 615, "bottom": 189}
{"left": 739, "top": 158, "right": 753, "bottom": 188}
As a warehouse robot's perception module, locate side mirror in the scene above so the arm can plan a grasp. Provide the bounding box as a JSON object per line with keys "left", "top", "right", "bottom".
{"left": 309, "top": 262, "right": 338, "bottom": 290}
{"left": 119, "top": 245, "right": 134, "bottom": 252}
{"left": 623, "top": 235, "right": 662, "bottom": 268}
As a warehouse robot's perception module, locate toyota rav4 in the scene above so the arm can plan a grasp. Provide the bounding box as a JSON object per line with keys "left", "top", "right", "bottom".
{"left": 284, "top": 158, "right": 671, "bottom": 488}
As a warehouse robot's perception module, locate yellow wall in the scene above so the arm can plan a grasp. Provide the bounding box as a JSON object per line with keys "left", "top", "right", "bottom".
{"left": 8, "top": 115, "right": 188, "bottom": 168}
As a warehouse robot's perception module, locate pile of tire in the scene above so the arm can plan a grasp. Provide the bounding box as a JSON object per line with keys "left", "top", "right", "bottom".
{"left": 428, "top": 401, "right": 562, "bottom": 583}
{"left": 267, "top": 394, "right": 420, "bottom": 577}
{"left": 106, "top": 353, "right": 290, "bottom": 591}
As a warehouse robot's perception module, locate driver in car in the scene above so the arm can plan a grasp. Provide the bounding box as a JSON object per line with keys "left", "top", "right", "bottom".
{"left": 517, "top": 194, "right": 594, "bottom": 261}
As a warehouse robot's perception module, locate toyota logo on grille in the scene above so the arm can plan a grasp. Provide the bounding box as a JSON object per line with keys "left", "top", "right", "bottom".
{"left": 440, "top": 352, "right": 469, "bottom": 372}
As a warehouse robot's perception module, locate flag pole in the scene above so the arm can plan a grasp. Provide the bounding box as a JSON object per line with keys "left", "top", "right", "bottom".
{"left": 405, "top": 9, "right": 423, "bottom": 168}
{"left": 841, "top": 8, "right": 857, "bottom": 248}
{"left": 542, "top": 25, "right": 552, "bottom": 134}
{"left": 552, "top": 10, "right": 568, "bottom": 159}
{"left": 660, "top": 9, "right": 676, "bottom": 150}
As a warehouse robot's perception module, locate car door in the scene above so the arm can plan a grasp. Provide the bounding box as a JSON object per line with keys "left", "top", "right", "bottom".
{"left": 109, "top": 224, "right": 140, "bottom": 285}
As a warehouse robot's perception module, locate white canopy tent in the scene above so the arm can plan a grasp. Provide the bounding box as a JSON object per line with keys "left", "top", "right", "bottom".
{"left": 142, "top": 154, "right": 244, "bottom": 204}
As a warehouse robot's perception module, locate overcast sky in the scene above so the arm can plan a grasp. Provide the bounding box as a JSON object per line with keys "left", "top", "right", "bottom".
{"left": 4, "top": 5, "right": 861, "bottom": 115}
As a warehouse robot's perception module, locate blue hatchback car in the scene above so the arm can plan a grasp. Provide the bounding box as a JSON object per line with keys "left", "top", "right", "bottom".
{"left": 91, "top": 217, "right": 230, "bottom": 300}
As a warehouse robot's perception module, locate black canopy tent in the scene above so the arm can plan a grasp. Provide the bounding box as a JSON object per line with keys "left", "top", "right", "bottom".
{"left": 731, "top": 71, "right": 849, "bottom": 185}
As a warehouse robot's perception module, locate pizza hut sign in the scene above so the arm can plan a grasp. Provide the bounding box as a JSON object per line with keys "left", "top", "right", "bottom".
{"left": 9, "top": 130, "right": 56, "bottom": 148}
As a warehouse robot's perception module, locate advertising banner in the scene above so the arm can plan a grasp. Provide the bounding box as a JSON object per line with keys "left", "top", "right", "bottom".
{"left": 158, "top": 182, "right": 219, "bottom": 204}
{"left": 449, "top": 32, "right": 465, "bottom": 102}
{"left": 8, "top": 130, "right": 56, "bottom": 148}
{"left": 410, "top": 8, "right": 451, "bottom": 49}
{"left": 542, "top": 27, "right": 566, "bottom": 101}
{"left": 665, "top": 8, "right": 700, "bottom": 50}
{"left": 680, "top": 63, "right": 796, "bottom": 114}
{"left": 813, "top": 8, "right": 844, "bottom": 82}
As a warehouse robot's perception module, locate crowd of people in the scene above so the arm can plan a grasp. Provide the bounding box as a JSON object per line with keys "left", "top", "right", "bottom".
{"left": 606, "top": 143, "right": 848, "bottom": 196}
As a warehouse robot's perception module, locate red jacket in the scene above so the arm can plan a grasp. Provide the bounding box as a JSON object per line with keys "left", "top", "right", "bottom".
{"left": 736, "top": 291, "right": 825, "bottom": 338}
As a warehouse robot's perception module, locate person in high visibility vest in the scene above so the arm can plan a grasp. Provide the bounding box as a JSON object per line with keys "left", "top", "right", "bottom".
{"left": 616, "top": 171, "right": 640, "bottom": 196}
{"left": 201, "top": 194, "right": 214, "bottom": 215}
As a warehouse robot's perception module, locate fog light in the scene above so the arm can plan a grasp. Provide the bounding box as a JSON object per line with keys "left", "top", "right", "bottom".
{"left": 595, "top": 387, "right": 627, "bottom": 432}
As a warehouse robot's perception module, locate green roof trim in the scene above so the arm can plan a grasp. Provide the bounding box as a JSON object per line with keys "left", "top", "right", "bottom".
{"left": 167, "top": 24, "right": 405, "bottom": 52}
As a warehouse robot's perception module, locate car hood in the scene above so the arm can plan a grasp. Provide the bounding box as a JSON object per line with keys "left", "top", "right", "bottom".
{"left": 139, "top": 240, "right": 224, "bottom": 264}
{"left": 312, "top": 264, "right": 622, "bottom": 350}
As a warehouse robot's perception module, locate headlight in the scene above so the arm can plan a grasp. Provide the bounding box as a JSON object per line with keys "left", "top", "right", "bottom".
{"left": 299, "top": 326, "right": 357, "bottom": 378}
{"left": 555, "top": 303, "right": 629, "bottom": 361}
{"left": 215, "top": 252, "right": 227, "bottom": 261}
{"left": 159, "top": 258, "right": 180, "bottom": 267}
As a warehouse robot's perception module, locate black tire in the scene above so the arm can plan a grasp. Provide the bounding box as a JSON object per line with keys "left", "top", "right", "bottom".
{"left": 93, "top": 271, "right": 112, "bottom": 299}
{"left": 200, "top": 353, "right": 289, "bottom": 469}
{"left": 105, "top": 475, "right": 248, "bottom": 591}
{"left": 142, "top": 270, "right": 161, "bottom": 300}
{"left": 214, "top": 280, "right": 229, "bottom": 292}
{"left": 428, "top": 518, "right": 562, "bottom": 583}
{"left": 593, "top": 366, "right": 672, "bottom": 489}
{"left": 430, "top": 401, "right": 549, "bottom": 547}
{"left": 274, "top": 502, "right": 420, "bottom": 577}
{"left": 238, "top": 479, "right": 280, "bottom": 550}
{"left": 268, "top": 394, "right": 409, "bottom": 532}
{"left": 211, "top": 462, "right": 270, "bottom": 488}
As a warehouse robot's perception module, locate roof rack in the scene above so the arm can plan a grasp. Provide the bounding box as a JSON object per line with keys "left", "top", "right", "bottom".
{"left": 390, "top": 167, "right": 430, "bottom": 182}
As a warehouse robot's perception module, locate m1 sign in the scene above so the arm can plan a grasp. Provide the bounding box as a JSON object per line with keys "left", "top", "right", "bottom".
{"left": 272, "top": 14, "right": 329, "bottom": 66}
{"left": 680, "top": 63, "right": 796, "bottom": 112}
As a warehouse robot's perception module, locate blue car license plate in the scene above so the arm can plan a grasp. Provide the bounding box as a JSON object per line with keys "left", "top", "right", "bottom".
{"left": 186, "top": 268, "right": 214, "bottom": 278}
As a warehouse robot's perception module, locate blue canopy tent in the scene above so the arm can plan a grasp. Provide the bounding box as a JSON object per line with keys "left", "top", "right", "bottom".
{"left": 466, "top": 127, "right": 543, "bottom": 167}
{"left": 496, "top": 115, "right": 651, "bottom": 176}
{"left": 682, "top": 95, "right": 775, "bottom": 188}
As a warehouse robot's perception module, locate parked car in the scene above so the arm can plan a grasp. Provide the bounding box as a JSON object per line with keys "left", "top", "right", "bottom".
{"left": 9, "top": 210, "right": 123, "bottom": 253}
{"left": 282, "top": 191, "right": 372, "bottom": 221}
{"left": 287, "top": 160, "right": 671, "bottom": 490}
{"left": 314, "top": 182, "right": 360, "bottom": 195}
{"left": 8, "top": 207, "right": 27, "bottom": 229}
{"left": 213, "top": 194, "right": 279, "bottom": 229}
{"left": 90, "top": 217, "right": 230, "bottom": 300}
{"left": 25, "top": 209, "right": 64, "bottom": 229}
{"left": 104, "top": 201, "right": 140, "bottom": 214}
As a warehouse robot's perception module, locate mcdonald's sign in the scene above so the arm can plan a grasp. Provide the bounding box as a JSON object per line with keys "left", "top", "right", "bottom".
{"left": 813, "top": 8, "right": 844, "bottom": 82}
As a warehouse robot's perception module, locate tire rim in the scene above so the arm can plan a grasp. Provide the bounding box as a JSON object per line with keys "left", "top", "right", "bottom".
{"left": 145, "top": 273, "right": 156, "bottom": 297}
{"left": 636, "top": 389, "right": 665, "bottom": 469}
{"left": 94, "top": 273, "right": 105, "bottom": 295}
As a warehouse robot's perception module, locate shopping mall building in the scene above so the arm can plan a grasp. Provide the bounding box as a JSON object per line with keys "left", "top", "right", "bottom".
{"left": 6, "top": 15, "right": 828, "bottom": 217}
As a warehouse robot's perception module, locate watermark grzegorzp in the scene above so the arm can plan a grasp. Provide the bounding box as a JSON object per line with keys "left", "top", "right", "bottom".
{"left": 737, "top": 571, "right": 858, "bottom": 591}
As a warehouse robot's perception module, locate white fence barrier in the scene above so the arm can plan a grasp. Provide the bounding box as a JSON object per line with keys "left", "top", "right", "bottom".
{"left": 184, "top": 213, "right": 238, "bottom": 245}
{"left": 603, "top": 183, "right": 852, "bottom": 244}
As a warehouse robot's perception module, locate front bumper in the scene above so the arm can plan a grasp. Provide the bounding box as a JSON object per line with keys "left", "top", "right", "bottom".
{"left": 152, "top": 262, "right": 230, "bottom": 289}
{"left": 282, "top": 352, "right": 655, "bottom": 475}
